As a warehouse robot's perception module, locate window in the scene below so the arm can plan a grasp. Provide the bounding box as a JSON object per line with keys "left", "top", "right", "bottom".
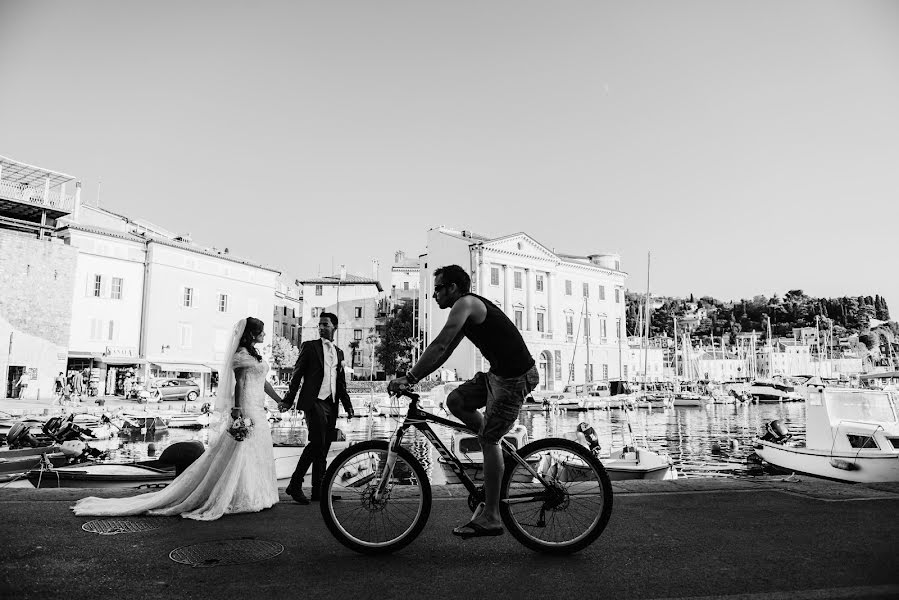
{"left": 623, "top": 364, "right": 628, "bottom": 378}
{"left": 566, "top": 315, "right": 574, "bottom": 336}
{"left": 183, "top": 287, "right": 193, "bottom": 308}
{"left": 283, "top": 306, "right": 288, "bottom": 316}
{"left": 90, "top": 318, "right": 104, "bottom": 341}
{"left": 282, "top": 322, "right": 289, "bottom": 337}
{"left": 536, "top": 312, "right": 545, "bottom": 333}
{"left": 491, "top": 267, "right": 499, "bottom": 286}
{"left": 615, "top": 288, "right": 620, "bottom": 303}
{"left": 107, "top": 320, "right": 116, "bottom": 341}
{"left": 586, "top": 364, "right": 594, "bottom": 381}
{"left": 354, "top": 329, "right": 363, "bottom": 340}
{"left": 601, "top": 319, "right": 607, "bottom": 339}
{"left": 847, "top": 434, "right": 878, "bottom": 449}
{"left": 602, "top": 364, "right": 609, "bottom": 379}
{"left": 554, "top": 350, "right": 562, "bottom": 379}
{"left": 616, "top": 318, "right": 622, "bottom": 338}
{"left": 311, "top": 307, "right": 323, "bottom": 318}
{"left": 536, "top": 275, "right": 544, "bottom": 292}
{"left": 514, "top": 310, "right": 523, "bottom": 330}
{"left": 565, "top": 280, "right": 572, "bottom": 295}
{"left": 315, "top": 285, "right": 323, "bottom": 296}
{"left": 599, "top": 285, "right": 605, "bottom": 300}
{"left": 354, "top": 306, "right": 363, "bottom": 319}
{"left": 584, "top": 317, "right": 591, "bottom": 338}
{"left": 403, "top": 281, "right": 409, "bottom": 290}
{"left": 514, "top": 271, "right": 522, "bottom": 289}
{"left": 583, "top": 282, "right": 589, "bottom": 297}
{"left": 111, "top": 277, "right": 123, "bottom": 300}
{"left": 93, "top": 274, "right": 102, "bottom": 297}
{"left": 218, "top": 293, "right": 229, "bottom": 313}
{"left": 178, "top": 323, "right": 192, "bottom": 348}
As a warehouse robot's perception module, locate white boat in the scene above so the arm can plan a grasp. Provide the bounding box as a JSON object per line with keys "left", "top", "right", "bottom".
{"left": 349, "top": 396, "right": 381, "bottom": 418}
{"left": 563, "top": 423, "right": 677, "bottom": 480}
{"left": 749, "top": 379, "right": 803, "bottom": 403}
{"left": 165, "top": 412, "right": 210, "bottom": 429}
{"left": 753, "top": 387, "right": 899, "bottom": 483}
{"left": 438, "top": 424, "right": 536, "bottom": 484}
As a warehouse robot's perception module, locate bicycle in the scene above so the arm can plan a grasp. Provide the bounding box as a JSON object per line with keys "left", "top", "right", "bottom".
{"left": 319, "top": 388, "right": 613, "bottom": 555}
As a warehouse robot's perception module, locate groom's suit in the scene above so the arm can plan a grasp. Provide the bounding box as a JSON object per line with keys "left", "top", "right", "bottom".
{"left": 283, "top": 338, "right": 353, "bottom": 497}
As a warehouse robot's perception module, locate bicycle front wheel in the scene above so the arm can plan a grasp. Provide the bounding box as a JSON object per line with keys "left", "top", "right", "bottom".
{"left": 319, "top": 440, "right": 432, "bottom": 554}
{"left": 500, "top": 438, "right": 613, "bottom": 555}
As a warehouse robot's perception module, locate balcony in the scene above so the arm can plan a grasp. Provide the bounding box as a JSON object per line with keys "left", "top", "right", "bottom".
{"left": 0, "top": 180, "right": 74, "bottom": 215}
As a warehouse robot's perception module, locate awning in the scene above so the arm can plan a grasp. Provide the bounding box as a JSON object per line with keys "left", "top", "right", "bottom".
{"left": 68, "top": 352, "right": 103, "bottom": 359}
{"left": 151, "top": 362, "right": 212, "bottom": 374}
{"left": 100, "top": 357, "right": 147, "bottom": 365}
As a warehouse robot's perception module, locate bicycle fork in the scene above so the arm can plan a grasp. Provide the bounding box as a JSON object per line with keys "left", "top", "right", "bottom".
{"left": 373, "top": 424, "right": 409, "bottom": 500}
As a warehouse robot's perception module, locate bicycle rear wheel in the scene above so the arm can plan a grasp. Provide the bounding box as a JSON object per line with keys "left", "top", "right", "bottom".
{"left": 500, "top": 438, "right": 612, "bottom": 555}
{"left": 319, "top": 440, "right": 432, "bottom": 554}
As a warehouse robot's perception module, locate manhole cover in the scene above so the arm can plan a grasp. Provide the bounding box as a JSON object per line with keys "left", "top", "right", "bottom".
{"left": 82, "top": 519, "right": 163, "bottom": 535}
{"left": 169, "top": 538, "right": 284, "bottom": 567}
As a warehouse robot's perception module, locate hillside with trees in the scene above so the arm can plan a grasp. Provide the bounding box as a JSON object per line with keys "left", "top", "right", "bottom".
{"left": 626, "top": 290, "right": 897, "bottom": 359}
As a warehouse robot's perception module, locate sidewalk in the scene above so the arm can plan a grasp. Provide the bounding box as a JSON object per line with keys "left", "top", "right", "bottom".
{"left": 2, "top": 477, "right": 898, "bottom": 600}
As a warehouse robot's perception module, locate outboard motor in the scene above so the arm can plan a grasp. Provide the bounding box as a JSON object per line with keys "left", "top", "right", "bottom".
{"left": 6, "top": 422, "right": 39, "bottom": 449}
{"left": 59, "top": 439, "right": 105, "bottom": 463}
{"left": 159, "top": 441, "right": 205, "bottom": 476}
{"left": 576, "top": 422, "right": 602, "bottom": 456}
{"left": 760, "top": 420, "right": 792, "bottom": 444}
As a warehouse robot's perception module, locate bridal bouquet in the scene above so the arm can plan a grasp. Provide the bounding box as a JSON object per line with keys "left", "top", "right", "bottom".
{"left": 227, "top": 415, "right": 254, "bottom": 441}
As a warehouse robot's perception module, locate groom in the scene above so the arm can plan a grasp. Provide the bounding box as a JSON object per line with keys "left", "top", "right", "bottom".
{"left": 280, "top": 311, "right": 354, "bottom": 504}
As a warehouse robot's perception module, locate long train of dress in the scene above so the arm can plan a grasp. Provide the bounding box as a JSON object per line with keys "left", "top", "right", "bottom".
{"left": 72, "top": 350, "right": 278, "bottom": 521}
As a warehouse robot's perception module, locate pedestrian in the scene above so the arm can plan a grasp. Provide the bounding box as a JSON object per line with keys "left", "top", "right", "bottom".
{"left": 54, "top": 372, "right": 66, "bottom": 404}
{"left": 279, "top": 311, "right": 354, "bottom": 504}
{"left": 387, "top": 264, "right": 539, "bottom": 538}
{"left": 73, "top": 317, "right": 282, "bottom": 520}
{"left": 15, "top": 371, "right": 28, "bottom": 399}
{"left": 71, "top": 370, "right": 84, "bottom": 401}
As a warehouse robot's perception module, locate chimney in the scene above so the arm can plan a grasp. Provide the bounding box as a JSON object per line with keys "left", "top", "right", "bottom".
{"left": 73, "top": 181, "right": 83, "bottom": 222}
{"left": 394, "top": 250, "right": 405, "bottom": 263}
{"left": 339, "top": 264, "right": 347, "bottom": 280}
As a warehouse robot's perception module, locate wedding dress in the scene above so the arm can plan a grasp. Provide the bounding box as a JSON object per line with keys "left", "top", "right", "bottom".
{"left": 73, "top": 326, "right": 278, "bottom": 521}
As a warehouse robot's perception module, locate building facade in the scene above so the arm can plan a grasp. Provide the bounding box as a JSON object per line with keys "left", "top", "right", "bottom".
{"left": 299, "top": 268, "right": 385, "bottom": 379}
{"left": 0, "top": 155, "right": 79, "bottom": 399}
{"left": 418, "top": 227, "right": 632, "bottom": 390}
{"left": 56, "top": 204, "right": 280, "bottom": 396}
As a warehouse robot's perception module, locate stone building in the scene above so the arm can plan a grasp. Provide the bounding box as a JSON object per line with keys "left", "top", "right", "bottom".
{"left": 0, "top": 155, "right": 79, "bottom": 399}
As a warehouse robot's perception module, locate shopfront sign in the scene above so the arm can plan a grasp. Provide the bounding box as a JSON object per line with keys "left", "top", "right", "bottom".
{"left": 104, "top": 346, "right": 137, "bottom": 358}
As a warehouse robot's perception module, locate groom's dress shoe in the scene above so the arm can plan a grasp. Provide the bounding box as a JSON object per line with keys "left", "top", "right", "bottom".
{"left": 286, "top": 486, "right": 310, "bottom": 505}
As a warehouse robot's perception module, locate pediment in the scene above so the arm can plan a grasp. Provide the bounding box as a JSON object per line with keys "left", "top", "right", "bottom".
{"left": 483, "top": 233, "right": 558, "bottom": 262}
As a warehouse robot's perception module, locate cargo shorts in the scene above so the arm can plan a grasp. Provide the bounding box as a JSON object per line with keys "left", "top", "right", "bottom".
{"left": 451, "top": 365, "right": 539, "bottom": 445}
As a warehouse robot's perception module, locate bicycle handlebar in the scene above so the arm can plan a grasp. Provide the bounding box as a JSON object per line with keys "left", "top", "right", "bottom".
{"left": 392, "top": 387, "right": 420, "bottom": 402}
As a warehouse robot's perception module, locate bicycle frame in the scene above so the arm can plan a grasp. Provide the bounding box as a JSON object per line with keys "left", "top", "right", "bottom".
{"left": 373, "top": 393, "right": 554, "bottom": 502}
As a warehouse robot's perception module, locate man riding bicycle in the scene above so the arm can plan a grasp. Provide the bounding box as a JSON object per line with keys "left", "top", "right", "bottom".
{"left": 388, "top": 264, "right": 539, "bottom": 538}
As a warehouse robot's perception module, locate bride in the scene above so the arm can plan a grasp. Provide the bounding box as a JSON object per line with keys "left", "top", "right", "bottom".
{"left": 72, "top": 317, "right": 281, "bottom": 521}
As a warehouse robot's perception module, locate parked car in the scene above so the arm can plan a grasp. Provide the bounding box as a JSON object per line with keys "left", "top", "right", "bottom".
{"left": 146, "top": 378, "right": 201, "bottom": 402}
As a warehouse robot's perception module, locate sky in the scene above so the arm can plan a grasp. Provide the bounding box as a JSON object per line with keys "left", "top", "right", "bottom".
{"left": 1, "top": 1, "right": 897, "bottom": 306}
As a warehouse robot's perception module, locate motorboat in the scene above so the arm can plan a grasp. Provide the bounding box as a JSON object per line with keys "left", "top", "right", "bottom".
{"left": 563, "top": 422, "right": 677, "bottom": 480}
{"left": 0, "top": 445, "right": 66, "bottom": 478}
{"left": 164, "top": 412, "right": 210, "bottom": 429}
{"left": 749, "top": 379, "right": 803, "bottom": 403}
{"left": 753, "top": 387, "right": 899, "bottom": 483}
{"left": 349, "top": 396, "right": 381, "bottom": 418}
{"left": 438, "top": 424, "right": 536, "bottom": 484}
{"left": 25, "top": 440, "right": 204, "bottom": 488}
{"left": 116, "top": 412, "right": 168, "bottom": 435}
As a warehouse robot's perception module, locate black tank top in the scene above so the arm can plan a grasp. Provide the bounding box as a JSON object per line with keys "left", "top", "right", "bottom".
{"left": 461, "top": 293, "right": 535, "bottom": 378}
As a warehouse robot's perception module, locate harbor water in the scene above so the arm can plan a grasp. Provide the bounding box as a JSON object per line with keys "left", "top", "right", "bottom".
{"left": 98, "top": 400, "right": 807, "bottom": 480}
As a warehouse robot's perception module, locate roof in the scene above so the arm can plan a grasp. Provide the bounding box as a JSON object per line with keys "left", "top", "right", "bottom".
{"left": 0, "top": 154, "right": 76, "bottom": 188}
{"left": 300, "top": 274, "right": 384, "bottom": 291}
{"left": 57, "top": 223, "right": 281, "bottom": 273}
{"left": 392, "top": 258, "right": 420, "bottom": 269}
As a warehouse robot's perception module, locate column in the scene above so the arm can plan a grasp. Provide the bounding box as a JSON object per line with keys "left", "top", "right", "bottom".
{"left": 525, "top": 268, "right": 533, "bottom": 331}
{"left": 546, "top": 272, "right": 554, "bottom": 337}
{"left": 502, "top": 265, "right": 511, "bottom": 318}
{"left": 479, "top": 260, "right": 490, "bottom": 296}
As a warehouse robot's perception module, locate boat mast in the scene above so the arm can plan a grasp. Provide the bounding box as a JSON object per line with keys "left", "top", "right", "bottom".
{"left": 643, "top": 252, "right": 651, "bottom": 381}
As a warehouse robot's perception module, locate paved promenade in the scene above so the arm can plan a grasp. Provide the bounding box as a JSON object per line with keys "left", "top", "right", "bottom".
{"left": 1, "top": 477, "right": 898, "bottom": 600}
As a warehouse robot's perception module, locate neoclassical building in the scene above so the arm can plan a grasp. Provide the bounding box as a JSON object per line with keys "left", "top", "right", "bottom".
{"left": 418, "top": 227, "right": 630, "bottom": 390}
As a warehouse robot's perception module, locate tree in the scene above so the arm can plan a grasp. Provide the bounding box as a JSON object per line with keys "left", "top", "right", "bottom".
{"left": 271, "top": 335, "right": 299, "bottom": 372}
{"left": 375, "top": 302, "right": 414, "bottom": 377}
